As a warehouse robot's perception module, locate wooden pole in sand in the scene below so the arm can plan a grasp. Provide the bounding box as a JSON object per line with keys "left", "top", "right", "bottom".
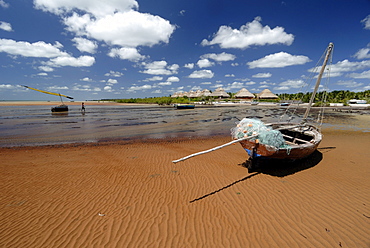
{"left": 172, "top": 135, "right": 257, "bottom": 163}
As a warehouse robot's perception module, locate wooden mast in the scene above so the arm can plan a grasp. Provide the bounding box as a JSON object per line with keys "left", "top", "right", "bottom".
{"left": 303, "top": 42, "right": 334, "bottom": 121}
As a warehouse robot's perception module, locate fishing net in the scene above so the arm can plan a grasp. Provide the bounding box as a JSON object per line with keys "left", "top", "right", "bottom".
{"left": 231, "top": 118, "right": 290, "bottom": 149}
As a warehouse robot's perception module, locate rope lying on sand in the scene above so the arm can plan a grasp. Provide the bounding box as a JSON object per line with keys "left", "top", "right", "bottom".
{"left": 172, "top": 135, "right": 257, "bottom": 163}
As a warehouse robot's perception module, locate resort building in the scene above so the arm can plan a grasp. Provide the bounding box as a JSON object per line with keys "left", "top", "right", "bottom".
{"left": 209, "top": 88, "right": 230, "bottom": 98}
{"left": 234, "top": 88, "right": 255, "bottom": 100}
{"left": 256, "top": 89, "right": 278, "bottom": 99}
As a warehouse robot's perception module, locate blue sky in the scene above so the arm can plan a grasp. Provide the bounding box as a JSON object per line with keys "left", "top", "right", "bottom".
{"left": 0, "top": 0, "right": 370, "bottom": 101}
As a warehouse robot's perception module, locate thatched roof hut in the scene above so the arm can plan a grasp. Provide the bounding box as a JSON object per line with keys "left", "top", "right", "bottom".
{"left": 210, "top": 88, "right": 230, "bottom": 98}
{"left": 257, "top": 89, "right": 278, "bottom": 99}
{"left": 234, "top": 88, "right": 255, "bottom": 99}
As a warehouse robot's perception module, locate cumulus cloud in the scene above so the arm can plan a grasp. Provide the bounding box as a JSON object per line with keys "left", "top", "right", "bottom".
{"left": 0, "top": 84, "right": 15, "bottom": 89}
{"left": 252, "top": 72, "right": 272, "bottom": 78}
{"left": 0, "top": 21, "right": 12, "bottom": 32}
{"left": 72, "top": 37, "right": 97, "bottom": 53}
{"left": 106, "top": 78, "right": 118, "bottom": 85}
{"left": 141, "top": 60, "right": 179, "bottom": 75}
{"left": 353, "top": 45, "right": 370, "bottom": 59}
{"left": 201, "top": 17, "right": 294, "bottom": 49}
{"left": 45, "top": 55, "right": 95, "bottom": 67}
{"left": 34, "top": 0, "right": 138, "bottom": 18}
{"left": 361, "top": 15, "right": 370, "bottom": 29}
{"left": 128, "top": 84, "right": 152, "bottom": 91}
{"left": 197, "top": 58, "right": 214, "bottom": 68}
{"left": 200, "top": 52, "right": 236, "bottom": 62}
{"left": 108, "top": 47, "right": 146, "bottom": 62}
{"left": 34, "top": 0, "right": 176, "bottom": 61}
{"left": 81, "top": 77, "right": 92, "bottom": 82}
{"left": 274, "top": 79, "right": 307, "bottom": 91}
{"left": 72, "top": 84, "right": 101, "bottom": 91}
{"left": 0, "top": 39, "right": 67, "bottom": 58}
{"left": 0, "top": 0, "right": 9, "bottom": 8}
{"left": 143, "top": 76, "right": 163, "bottom": 81}
{"left": 309, "top": 59, "right": 370, "bottom": 76}
{"left": 188, "top": 70, "right": 214, "bottom": 79}
{"left": 104, "top": 70, "right": 124, "bottom": 77}
{"left": 247, "top": 52, "right": 310, "bottom": 68}
{"left": 337, "top": 80, "right": 364, "bottom": 88}
{"left": 167, "top": 76, "right": 180, "bottom": 82}
{"left": 184, "top": 63, "right": 194, "bottom": 69}
{"left": 348, "top": 70, "right": 370, "bottom": 79}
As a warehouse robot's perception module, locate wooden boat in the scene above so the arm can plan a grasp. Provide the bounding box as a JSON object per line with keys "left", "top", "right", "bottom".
{"left": 51, "top": 104, "right": 69, "bottom": 112}
{"left": 237, "top": 43, "right": 334, "bottom": 167}
{"left": 172, "top": 43, "right": 334, "bottom": 167}
{"left": 175, "top": 104, "right": 195, "bottom": 109}
{"left": 22, "top": 85, "right": 73, "bottom": 112}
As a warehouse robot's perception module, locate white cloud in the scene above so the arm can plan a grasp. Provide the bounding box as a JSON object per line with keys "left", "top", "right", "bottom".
{"left": 188, "top": 69, "right": 214, "bottom": 79}
{"left": 104, "top": 85, "right": 113, "bottom": 92}
{"left": 337, "top": 80, "right": 364, "bottom": 88}
{"left": 104, "top": 70, "right": 124, "bottom": 77}
{"left": 348, "top": 70, "right": 370, "bottom": 79}
{"left": 143, "top": 76, "right": 163, "bottom": 81}
{"left": 47, "top": 85, "right": 69, "bottom": 91}
{"left": 184, "top": 63, "right": 194, "bottom": 69}
{"left": 201, "top": 82, "right": 212, "bottom": 85}
{"left": 0, "top": 21, "right": 12, "bottom": 32}
{"left": 38, "top": 66, "right": 54, "bottom": 72}
{"left": 81, "top": 77, "right": 92, "bottom": 82}
{"left": 158, "top": 81, "right": 171, "bottom": 86}
{"left": 0, "top": 39, "right": 67, "bottom": 58}
{"left": 0, "top": 84, "right": 14, "bottom": 89}
{"left": 72, "top": 84, "right": 101, "bottom": 91}
{"left": 225, "top": 74, "right": 235, "bottom": 77}
{"left": 252, "top": 72, "right": 272, "bottom": 78}
{"left": 72, "top": 37, "right": 97, "bottom": 53}
{"left": 201, "top": 16, "right": 294, "bottom": 49}
{"left": 247, "top": 52, "right": 310, "bottom": 68}
{"left": 310, "top": 59, "right": 370, "bottom": 76}
{"left": 141, "top": 60, "right": 179, "bottom": 75}
{"left": 108, "top": 47, "right": 146, "bottom": 62}
{"left": 274, "top": 79, "right": 307, "bottom": 91}
{"left": 167, "top": 76, "right": 179, "bottom": 82}
{"left": 200, "top": 52, "right": 236, "bottom": 62}
{"left": 128, "top": 84, "right": 152, "bottom": 91}
{"left": 353, "top": 45, "right": 370, "bottom": 59}
{"left": 361, "top": 15, "right": 370, "bottom": 29}
{"left": 37, "top": 72, "right": 48, "bottom": 76}
{"left": 45, "top": 55, "right": 95, "bottom": 67}
{"left": 231, "top": 63, "right": 239, "bottom": 66}
{"left": 106, "top": 78, "right": 118, "bottom": 85}
{"left": 84, "top": 11, "right": 175, "bottom": 47}
{"left": 0, "top": 0, "right": 9, "bottom": 8}
{"left": 197, "top": 58, "right": 214, "bottom": 68}
{"left": 34, "top": 0, "right": 139, "bottom": 18}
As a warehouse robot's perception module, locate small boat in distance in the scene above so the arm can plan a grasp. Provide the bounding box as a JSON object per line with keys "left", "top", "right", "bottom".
{"left": 174, "top": 103, "right": 195, "bottom": 109}
{"left": 21, "top": 85, "right": 73, "bottom": 112}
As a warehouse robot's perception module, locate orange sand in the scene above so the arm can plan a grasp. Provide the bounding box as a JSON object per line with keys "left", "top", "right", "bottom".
{"left": 0, "top": 131, "right": 369, "bottom": 247}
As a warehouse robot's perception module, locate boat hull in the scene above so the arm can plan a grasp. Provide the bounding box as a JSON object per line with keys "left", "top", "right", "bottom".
{"left": 175, "top": 104, "right": 195, "bottom": 109}
{"left": 51, "top": 105, "right": 68, "bottom": 112}
{"left": 239, "top": 123, "right": 322, "bottom": 160}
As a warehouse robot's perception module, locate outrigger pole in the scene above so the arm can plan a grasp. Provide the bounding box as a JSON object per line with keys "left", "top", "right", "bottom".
{"left": 21, "top": 85, "right": 74, "bottom": 100}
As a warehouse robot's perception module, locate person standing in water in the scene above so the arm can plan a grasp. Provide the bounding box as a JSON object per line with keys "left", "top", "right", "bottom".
{"left": 81, "top": 102, "right": 85, "bottom": 113}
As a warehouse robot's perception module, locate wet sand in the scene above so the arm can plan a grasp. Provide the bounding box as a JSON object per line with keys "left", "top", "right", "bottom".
{"left": 1, "top": 129, "right": 369, "bottom": 247}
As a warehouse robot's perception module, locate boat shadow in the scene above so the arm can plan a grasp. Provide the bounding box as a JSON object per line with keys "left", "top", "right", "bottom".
{"left": 242, "top": 150, "right": 323, "bottom": 177}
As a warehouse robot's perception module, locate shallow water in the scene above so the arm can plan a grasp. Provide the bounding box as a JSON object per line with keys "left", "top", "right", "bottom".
{"left": 0, "top": 104, "right": 368, "bottom": 147}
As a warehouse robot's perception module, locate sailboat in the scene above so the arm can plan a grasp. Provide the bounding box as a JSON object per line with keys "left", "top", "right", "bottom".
{"left": 172, "top": 43, "right": 334, "bottom": 167}
{"left": 21, "top": 85, "right": 73, "bottom": 112}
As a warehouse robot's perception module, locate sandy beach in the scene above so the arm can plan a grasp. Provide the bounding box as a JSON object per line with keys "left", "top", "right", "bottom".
{"left": 0, "top": 102, "right": 370, "bottom": 247}
{"left": 1, "top": 127, "right": 369, "bottom": 247}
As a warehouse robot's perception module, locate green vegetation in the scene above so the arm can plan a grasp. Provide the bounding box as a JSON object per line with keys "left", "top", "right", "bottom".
{"left": 99, "top": 90, "right": 369, "bottom": 105}
{"left": 278, "top": 90, "right": 370, "bottom": 105}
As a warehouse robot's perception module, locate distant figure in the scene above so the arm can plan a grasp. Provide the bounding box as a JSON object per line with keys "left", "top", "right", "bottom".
{"left": 81, "top": 102, "right": 85, "bottom": 113}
